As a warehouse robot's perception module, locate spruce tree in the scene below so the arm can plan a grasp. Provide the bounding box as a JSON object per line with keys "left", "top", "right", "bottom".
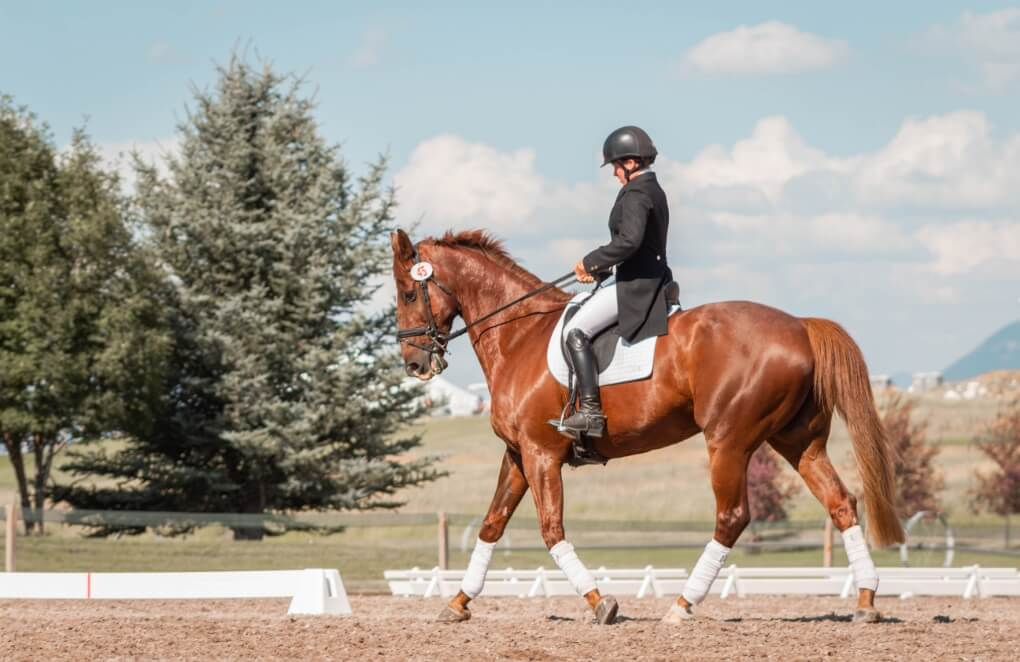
{"left": 0, "top": 98, "right": 169, "bottom": 531}
{"left": 57, "top": 56, "right": 439, "bottom": 537}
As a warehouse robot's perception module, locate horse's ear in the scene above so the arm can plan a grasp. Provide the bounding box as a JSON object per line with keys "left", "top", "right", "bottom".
{"left": 390, "top": 229, "right": 415, "bottom": 263}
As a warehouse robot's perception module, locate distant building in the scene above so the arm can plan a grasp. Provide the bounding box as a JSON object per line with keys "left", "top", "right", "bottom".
{"left": 909, "top": 371, "right": 943, "bottom": 393}
{"left": 944, "top": 380, "right": 989, "bottom": 401}
{"left": 466, "top": 383, "right": 491, "bottom": 413}
{"left": 869, "top": 374, "right": 893, "bottom": 391}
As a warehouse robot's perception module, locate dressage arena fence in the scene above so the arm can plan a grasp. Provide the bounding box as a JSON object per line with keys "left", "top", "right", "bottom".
{"left": 0, "top": 568, "right": 352, "bottom": 615}
{"left": 1, "top": 506, "right": 1017, "bottom": 612}
{"left": 2, "top": 507, "right": 1017, "bottom": 562}
{"left": 385, "top": 565, "right": 1020, "bottom": 600}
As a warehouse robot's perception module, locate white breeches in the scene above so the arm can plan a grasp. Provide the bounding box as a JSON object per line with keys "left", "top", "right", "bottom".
{"left": 563, "top": 284, "right": 618, "bottom": 337}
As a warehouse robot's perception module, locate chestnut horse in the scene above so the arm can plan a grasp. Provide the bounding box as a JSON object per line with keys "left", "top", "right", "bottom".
{"left": 390, "top": 229, "right": 903, "bottom": 625}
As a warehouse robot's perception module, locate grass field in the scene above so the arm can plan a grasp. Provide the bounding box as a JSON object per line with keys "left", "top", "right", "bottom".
{"left": 0, "top": 394, "right": 1016, "bottom": 585}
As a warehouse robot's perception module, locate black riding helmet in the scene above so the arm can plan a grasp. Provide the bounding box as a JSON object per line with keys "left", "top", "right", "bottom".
{"left": 602, "top": 125, "right": 658, "bottom": 167}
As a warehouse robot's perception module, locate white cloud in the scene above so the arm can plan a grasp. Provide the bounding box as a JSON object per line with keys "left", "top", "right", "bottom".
{"left": 924, "top": 9, "right": 1020, "bottom": 90}
{"left": 917, "top": 220, "right": 1020, "bottom": 275}
{"left": 393, "top": 134, "right": 617, "bottom": 240}
{"left": 660, "top": 116, "right": 839, "bottom": 204}
{"left": 394, "top": 134, "right": 545, "bottom": 233}
{"left": 658, "top": 111, "right": 1020, "bottom": 213}
{"left": 145, "top": 41, "right": 192, "bottom": 66}
{"left": 853, "top": 112, "right": 1020, "bottom": 208}
{"left": 680, "top": 21, "right": 847, "bottom": 77}
{"left": 705, "top": 211, "right": 912, "bottom": 257}
{"left": 347, "top": 28, "right": 387, "bottom": 68}
{"left": 392, "top": 109, "right": 1019, "bottom": 363}
{"left": 96, "top": 138, "right": 178, "bottom": 193}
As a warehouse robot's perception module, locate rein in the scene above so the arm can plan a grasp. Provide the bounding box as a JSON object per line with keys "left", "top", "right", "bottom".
{"left": 396, "top": 243, "right": 575, "bottom": 372}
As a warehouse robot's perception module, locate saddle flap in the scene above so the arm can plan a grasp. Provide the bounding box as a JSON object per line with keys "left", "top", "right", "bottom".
{"left": 546, "top": 286, "right": 682, "bottom": 388}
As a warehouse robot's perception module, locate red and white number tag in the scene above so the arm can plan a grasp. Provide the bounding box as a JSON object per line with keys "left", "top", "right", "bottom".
{"left": 410, "top": 262, "right": 434, "bottom": 282}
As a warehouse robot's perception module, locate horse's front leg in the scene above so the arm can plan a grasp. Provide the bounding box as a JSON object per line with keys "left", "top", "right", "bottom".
{"left": 437, "top": 449, "right": 529, "bottom": 622}
{"left": 522, "top": 448, "right": 619, "bottom": 625}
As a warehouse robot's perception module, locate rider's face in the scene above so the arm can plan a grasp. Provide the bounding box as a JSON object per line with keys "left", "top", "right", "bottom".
{"left": 612, "top": 159, "right": 640, "bottom": 185}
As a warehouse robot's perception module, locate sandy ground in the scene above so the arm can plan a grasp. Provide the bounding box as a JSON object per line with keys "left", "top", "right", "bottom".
{"left": 0, "top": 595, "right": 1017, "bottom": 661}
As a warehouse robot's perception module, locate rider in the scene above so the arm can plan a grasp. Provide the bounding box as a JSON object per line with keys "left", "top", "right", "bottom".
{"left": 556, "top": 126, "right": 673, "bottom": 446}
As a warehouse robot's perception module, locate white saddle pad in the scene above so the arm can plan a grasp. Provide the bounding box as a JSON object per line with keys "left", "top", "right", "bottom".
{"left": 546, "top": 291, "right": 681, "bottom": 387}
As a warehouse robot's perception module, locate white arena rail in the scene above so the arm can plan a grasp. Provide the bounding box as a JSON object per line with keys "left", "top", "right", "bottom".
{"left": 384, "top": 565, "right": 1020, "bottom": 600}
{"left": 0, "top": 569, "right": 352, "bottom": 615}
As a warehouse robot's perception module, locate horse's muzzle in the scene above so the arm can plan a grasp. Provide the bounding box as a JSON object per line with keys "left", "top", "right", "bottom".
{"left": 429, "top": 352, "right": 448, "bottom": 375}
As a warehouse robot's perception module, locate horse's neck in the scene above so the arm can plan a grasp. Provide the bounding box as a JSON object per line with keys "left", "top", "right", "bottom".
{"left": 437, "top": 246, "right": 567, "bottom": 387}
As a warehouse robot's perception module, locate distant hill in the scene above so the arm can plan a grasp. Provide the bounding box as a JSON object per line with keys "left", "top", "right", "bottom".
{"left": 944, "top": 320, "right": 1020, "bottom": 381}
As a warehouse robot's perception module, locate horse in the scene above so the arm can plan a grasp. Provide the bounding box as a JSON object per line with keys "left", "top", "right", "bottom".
{"left": 390, "top": 228, "right": 904, "bottom": 625}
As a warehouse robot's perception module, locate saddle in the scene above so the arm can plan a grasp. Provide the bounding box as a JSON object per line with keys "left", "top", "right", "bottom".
{"left": 546, "top": 281, "right": 682, "bottom": 388}
{"left": 547, "top": 282, "right": 682, "bottom": 468}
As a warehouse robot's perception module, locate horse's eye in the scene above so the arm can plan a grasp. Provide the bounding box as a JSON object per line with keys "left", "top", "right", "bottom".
{"left": 403, "top": 290, "right": 417, "bottom": 303}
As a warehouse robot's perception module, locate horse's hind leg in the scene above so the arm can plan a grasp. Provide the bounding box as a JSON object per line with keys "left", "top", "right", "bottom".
{"left": 437, "top": 449, "right": 529, "bottom": 622}
{"left": 663, "top": 443, "right": 756, "bottom": 623}
{"left": 770, "top": 407, "right": 883, "bottom": 623}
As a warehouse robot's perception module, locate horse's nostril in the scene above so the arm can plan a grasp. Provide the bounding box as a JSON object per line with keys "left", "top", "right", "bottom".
{"left": 406, "top": 362, "right": 420, "bottom": 376}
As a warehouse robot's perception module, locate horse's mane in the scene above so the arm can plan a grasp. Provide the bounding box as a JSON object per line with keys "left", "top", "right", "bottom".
{"left": 425, "top": 229, "right": 545, "bottom": 288}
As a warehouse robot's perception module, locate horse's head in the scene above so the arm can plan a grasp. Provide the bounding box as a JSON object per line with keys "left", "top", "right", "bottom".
{"left": 390, "top": 229, "right": 460, "bottom": 381}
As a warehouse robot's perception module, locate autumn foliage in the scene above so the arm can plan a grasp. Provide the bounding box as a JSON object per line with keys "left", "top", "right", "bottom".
{"left": 971, "top": 401, "right": 1020, "bottom": 517}
{"left": 880, "top": 393, "right": 944, "bottom": 518}
{"left": 747, "top": 445, "right": 801, "bottom": 523}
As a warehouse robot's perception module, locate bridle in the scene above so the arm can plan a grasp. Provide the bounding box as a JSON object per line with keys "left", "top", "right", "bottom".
{"left": 395, "top": 244, "right": 459, "bottom": 374}
{"left": 395, "top": 242, "right": 576, "bottom": 375}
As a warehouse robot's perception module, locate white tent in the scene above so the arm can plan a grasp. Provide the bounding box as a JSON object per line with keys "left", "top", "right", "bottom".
{"left": 417, "top": 377, "right": 484, "bottom": 416}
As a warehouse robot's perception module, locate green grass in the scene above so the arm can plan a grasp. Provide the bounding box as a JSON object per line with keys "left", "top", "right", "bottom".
{"left": 0, "top": 396, "right": 1016, "bottom": 581}
{"left": 4, "top": 527, "right": 1017, "bottom": 591}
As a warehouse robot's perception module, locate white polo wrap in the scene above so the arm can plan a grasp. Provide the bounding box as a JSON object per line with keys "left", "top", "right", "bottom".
{"left": 682, "top": 539, "right": 731, "bottom": 605}
{"left": 842, "top": 525, "right": 879, "bottom": 592}
{"left": 461, "top": 538, "right": 496, "bottom": 598}
{"left": 549, "top": 540, "right": 598, "bottom": 596}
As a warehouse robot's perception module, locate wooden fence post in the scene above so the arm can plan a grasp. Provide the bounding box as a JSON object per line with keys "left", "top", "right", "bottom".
{"left": 823, "top": 518, "right": 833, "bottom": 568}
{"left": 5, "top": 502, "right": 17, "bottom": 572}
{"left": 437, "top": 511, "right": 449, "bottom": 570}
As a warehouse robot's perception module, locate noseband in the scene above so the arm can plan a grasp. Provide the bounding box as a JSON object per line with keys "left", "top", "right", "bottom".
{"left": 396, "top": 242, "right": 577, "bottom": 374}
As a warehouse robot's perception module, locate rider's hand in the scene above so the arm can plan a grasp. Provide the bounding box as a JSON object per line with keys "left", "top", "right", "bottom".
{"left": 574, "top": 259, "right": 594, "bottom": 283}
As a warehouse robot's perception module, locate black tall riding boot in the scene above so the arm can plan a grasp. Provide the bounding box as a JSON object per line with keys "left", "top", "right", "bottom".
{"left": 558, "top": 329, "right": 606, "bottom": 438}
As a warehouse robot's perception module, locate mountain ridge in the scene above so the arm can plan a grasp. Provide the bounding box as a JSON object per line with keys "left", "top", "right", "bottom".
{"left": 944, "top": 320, "right": 1020, "bottom": 381}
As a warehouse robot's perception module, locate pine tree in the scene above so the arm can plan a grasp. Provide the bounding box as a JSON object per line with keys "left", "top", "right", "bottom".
{"left": 880, "top": 393, "right": 943, "bottom": 518}
{"left": 0, "top": 98, "right": 169, "bottom": 532}
{"left": 56, "top": 55, "right": 440, "bottom": 538}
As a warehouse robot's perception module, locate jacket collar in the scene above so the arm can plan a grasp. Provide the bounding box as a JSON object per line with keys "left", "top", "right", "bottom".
{"left": 621, "top": 170, "right": 656, "bottom": 192}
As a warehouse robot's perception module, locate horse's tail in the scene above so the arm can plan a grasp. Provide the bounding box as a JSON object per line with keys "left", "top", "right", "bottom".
{"left": 801, "top": 317, "right": 905, "bottom": 547}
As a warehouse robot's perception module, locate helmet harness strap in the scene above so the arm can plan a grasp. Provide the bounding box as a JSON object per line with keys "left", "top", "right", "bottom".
{"left": 617, "top": 159, "right": 643, "bottom": 182}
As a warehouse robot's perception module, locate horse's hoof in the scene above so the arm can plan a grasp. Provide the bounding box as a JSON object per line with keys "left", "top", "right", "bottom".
{"left": 853, "top": 608, "right": 881, "bottom": 624}
{"left": 661, "top": 602, "right": 695, "bottom": 624}
{"left": 594, "top": 595, "right": 619, "bottom": 625}
{"left": 436, "top": 605, "right": 471, "bottom": 623}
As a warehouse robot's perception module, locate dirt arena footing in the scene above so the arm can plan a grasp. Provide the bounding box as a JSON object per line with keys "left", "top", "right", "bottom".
{"left": 1, "top": 595, "right": 1017, "bottom": 660}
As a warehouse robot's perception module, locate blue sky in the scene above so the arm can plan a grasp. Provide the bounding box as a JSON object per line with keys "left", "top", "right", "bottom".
{"left": 3, "top": 2, "right": 1019, "bottom": 388}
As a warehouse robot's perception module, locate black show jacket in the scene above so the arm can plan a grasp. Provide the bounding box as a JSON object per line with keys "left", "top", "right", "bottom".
{"left": 582, "top": 171, "right": 672, "bottom": 343}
